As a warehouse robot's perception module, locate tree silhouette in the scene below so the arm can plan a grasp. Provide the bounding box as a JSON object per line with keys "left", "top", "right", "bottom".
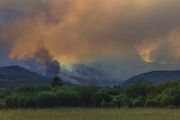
{"left": 51, "top": 76, "right": 63, "bottom": 88}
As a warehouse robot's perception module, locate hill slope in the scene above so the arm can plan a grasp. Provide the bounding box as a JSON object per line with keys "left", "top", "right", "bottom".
{"left": 0, "top": 65, "right": 47, "bottom": 80}
{"left": 0, "top": 66, "right": 81, "bottom": 89}
{"left": 0, "top": 66, "right": 50, "bottom": 89}
{"left": 121, "top": 70, "right": 180, "bottom": 86}
{"left": 62, "top": 64, "right": 119, "bottom": 87}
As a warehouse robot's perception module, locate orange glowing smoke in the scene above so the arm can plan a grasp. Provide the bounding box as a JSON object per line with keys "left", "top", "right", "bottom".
{"left": 0, "top": 0, "right": 179, "bottom": 66}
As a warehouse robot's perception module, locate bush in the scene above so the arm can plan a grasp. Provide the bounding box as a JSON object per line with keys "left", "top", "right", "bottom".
{"left": 111, "top": 94, "right": 133, "bottom": 107}
{"left": 160, "top": 94, "right": 174, "bottom": 107}
{"left": 2, "top": 82, "right": 180, "bottom": 108}
{"left": 15, "top": 86, "right": 51, "bottom": 94}
{"left": 145, "top": 98, "right": 160, "bottom": 107}
{"left": 5, "top": 95, "right": 18, "bottom": 108}
{"left": 0, "top": 99, "right": 5, "bottom": 109}
{"left": 132, "top": 96, "right": 145, "bottom": 107}
{"left": 107, "top": 89, "right": 121, "bottom": 96}
{"left": 174, "top": 88, "right": 180, "bottom": 106}
{"left": 16, "top": 95, "right": 27, "bottom": 107}
{"left": 93, "top": 89, "right": 112, "bottom": 107}
{"left": 36, "top": 92, "right": 56, "bottom": 108}
{"left": 74, "top": 86, "right": 98, "bottom": 107}
{"left": 124, "top": 81, "right": 156, "bottom": 98}
{"left": 55, "top": 91, "right": 80, "bottom": 107}
{"left": 23, "top": 96, "right": 36, "bottom": 107}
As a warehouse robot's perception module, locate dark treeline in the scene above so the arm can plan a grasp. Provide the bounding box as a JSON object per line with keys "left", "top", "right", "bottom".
{"left": 0, "top": 81, "right": 180, "bottom": 108}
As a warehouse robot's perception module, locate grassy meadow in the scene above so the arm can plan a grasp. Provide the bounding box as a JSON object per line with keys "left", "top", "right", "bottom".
{"left": 0, "top": 108, "right": 179, "bottom": 120}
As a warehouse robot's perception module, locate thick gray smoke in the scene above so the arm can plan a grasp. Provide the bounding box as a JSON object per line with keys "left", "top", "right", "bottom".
{"left": 62, "top": 63, "right": 120, "bottom": 86}
{"left": 1, "top": 0, "right": 180, "bottom": 82}
{"left": 24, "top": 46, "right": 60, "bottom": 78}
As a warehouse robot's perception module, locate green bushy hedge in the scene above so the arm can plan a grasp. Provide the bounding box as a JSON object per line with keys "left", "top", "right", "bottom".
{"left": 2, "top": 81, "right": 180, "bottom": 108}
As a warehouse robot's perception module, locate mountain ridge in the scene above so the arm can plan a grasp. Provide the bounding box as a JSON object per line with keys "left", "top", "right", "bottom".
{"left": 121, "top": 70, "right": 180, "bottom": 86}
{"left": 0, "top": 65, "right": 81, "bottom": 89}
{"left": 0, "top": 65, "right": 47, "bottom": 80}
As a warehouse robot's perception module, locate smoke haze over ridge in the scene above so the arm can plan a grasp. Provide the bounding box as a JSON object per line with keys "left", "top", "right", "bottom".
{"left": 1, "top": 0, "right": 180, "bottom": 80}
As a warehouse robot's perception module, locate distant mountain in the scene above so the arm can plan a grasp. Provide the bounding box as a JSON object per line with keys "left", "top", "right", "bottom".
{"left": 59, "top": 74, "right": 81, "bottom": 85}
{"left": 0, "top": 65, "right": 47, "bottom": 80}
{"left": 0, "top": 66, "right": 50, "bottom": 89}
{"left": 0, "top": 66, "right": 81, "bottom": 89}
{"left": 62, "top": 64, "right": 120, "bottom": 87}
{"left": 121, "top": 70, "right": 180, "bottom": 86}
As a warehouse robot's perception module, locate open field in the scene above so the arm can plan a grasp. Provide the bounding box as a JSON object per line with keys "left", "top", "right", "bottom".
{"left": 0, "top": 108, "right": 179, "bottom": 120}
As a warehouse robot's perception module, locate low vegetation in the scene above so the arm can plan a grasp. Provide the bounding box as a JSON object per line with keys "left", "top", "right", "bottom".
{"left": 0, "top": 81, "right": 180, "bottom": 108}
{"left": 0, "top": 108, "right": 180, "bottom": 120}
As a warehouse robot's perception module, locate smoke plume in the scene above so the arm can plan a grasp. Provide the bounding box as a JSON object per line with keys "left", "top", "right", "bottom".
{"left": 21, "top": 46, "right": 60, "bottom": 78}
{"left": 1, "top": 0, "right": 180, "bottom": 80}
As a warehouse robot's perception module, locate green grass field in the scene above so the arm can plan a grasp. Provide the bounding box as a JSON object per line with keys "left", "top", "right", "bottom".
{"left": 0, "top": 108, "right": 179, "bottom": 120}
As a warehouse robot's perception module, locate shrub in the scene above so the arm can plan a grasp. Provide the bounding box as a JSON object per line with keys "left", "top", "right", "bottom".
{"left": 15, "top": 86, "right": 51, "bottom": 94}
{"left": 2, "top": 81, "right": 180, "bottom": 108}
{"left": 160, "top": 94, "right": 175, "bottom": 107}
{"left": 0, "top": 99, "right": 5, "bottom": 109}
{"left": 55, "top": 91, "right": 80, "bottom": 107}
{"left": 124, "top": 81, "right": 156, "bottom": 98}
{"left": 93, "top": 90, "right": 112, "bottom": 107}
{"left": 74, "top": 86, "right": 98, "bottom": 107}
{"left": 5, "top": 95, "right": 18, "bottom": 108}
{"left": 111, "top": 94, "right": 133, "bottom": 107}
{"left": 23, "top": 96, "right": 36, "bottom": 107}
{"left": 36, "top": 92, "right": 56, "bottom": 108}
{"left": 107, "top": 89, "right": 121, "bottom": 96}
{"left": 132, "top": 96, "right": 145, "bottom": 107}
{"left": 174, "top": 88, "right": 180, "bottom": 106}
{"left": 145, "top": 98, "right": 160, "bottom": 107}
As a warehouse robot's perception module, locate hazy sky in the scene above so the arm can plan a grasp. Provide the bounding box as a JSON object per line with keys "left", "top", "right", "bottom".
{"left": 1, "top": 0, "right": 180, "bottom": 80}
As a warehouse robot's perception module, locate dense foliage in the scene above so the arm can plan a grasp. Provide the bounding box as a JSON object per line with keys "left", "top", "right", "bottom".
{"left": 0, "top": 81, "right": 180, "bottom": 108}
